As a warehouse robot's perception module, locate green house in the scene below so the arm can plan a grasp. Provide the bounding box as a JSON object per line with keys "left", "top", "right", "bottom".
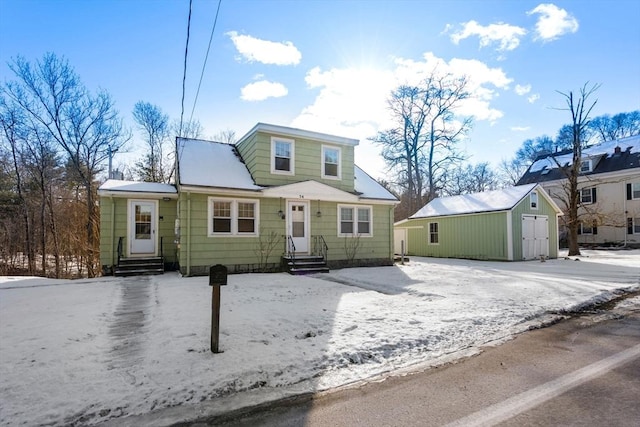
{"left": 98, "top": 123, "right": 398, "bottom": 276}
{"left": 394, "top": 184, "right": 562, "bottom": 261}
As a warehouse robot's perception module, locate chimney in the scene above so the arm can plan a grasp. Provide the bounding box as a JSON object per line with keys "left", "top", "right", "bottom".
{"left": 614, "top": 146, "right": 622, "bottom": 155}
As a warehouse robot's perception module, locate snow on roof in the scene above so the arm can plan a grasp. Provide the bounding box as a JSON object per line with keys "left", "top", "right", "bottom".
{"left": 177, "top": 138, "right": 263, "bottom": 190}
{"left": 410, "top": 183, "right": 538, "bottom": 218}
{"left": 529, "top": 134, "right": 640, "bottom": 172}
{"left": 237, "top": 122, "right": 359, "bottom": 147}
{"left": 98, "top": 179, "right": 177, "bottom": 194}
{"left": 354, "top": 166, "right": 398, "bottom": 201}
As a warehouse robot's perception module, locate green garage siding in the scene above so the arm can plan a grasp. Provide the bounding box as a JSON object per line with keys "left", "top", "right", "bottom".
{"left": 406, "top": 212, "right": 510, "bottom": 261}
{"left": 511, "top": 193, "right": 559, "bottom": 260}
{"left": 395, "top": 185, "right": 561, "bottom": 261}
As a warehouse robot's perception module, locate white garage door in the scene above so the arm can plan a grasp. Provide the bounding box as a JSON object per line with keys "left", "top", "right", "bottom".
{"left": 522, "top": 214, "right": 549, "bottom": 260}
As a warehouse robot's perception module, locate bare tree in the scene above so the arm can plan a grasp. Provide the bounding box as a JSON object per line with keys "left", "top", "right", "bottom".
{"left": 554, "top": 82, "right": 600, "bottom": 256}
{"left": 588, "top": 110, "right": 640, "bottom": 143}
{"left": 133, "top": 101, "right": 170, "bottom": 182}
{"left": 373, "top": 72, "right": 472, "bottom": 216}
{"left": 211, "top": 128, "right": 237, "bottom": 144}
{"left": 2, "top": 53, "right": 129, "bottom": 277}
{"left": 444, "top": 162, "right": 498, "bottom": 196}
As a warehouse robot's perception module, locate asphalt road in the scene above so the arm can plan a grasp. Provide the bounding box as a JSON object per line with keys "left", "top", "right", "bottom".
{"left": 201, "top": 296, "right": 640, "bottom": 427}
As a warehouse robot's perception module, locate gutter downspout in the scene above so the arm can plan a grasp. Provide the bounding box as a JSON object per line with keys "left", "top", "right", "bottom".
{"left": 623, "top": 180, "right": 628, "bottom": 247}
{"left": 110, "top": 197, "right": 115, "bottom": 268}
{"left": 187, "top": 192, "right": 191, "bottom": 276}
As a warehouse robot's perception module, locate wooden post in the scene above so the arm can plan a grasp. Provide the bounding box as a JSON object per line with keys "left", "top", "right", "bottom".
{"left": 209, "top": 264, "right": 227, "bottom": 354}
{"left": 211, "top": 284, "right": 221, "bottom": 353}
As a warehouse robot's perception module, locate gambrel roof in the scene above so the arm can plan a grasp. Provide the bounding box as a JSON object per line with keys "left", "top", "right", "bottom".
{"left": 517, "top": 135, "right": 640, "bottom": 185}
{"left": 406, "top": 183, "right": 560, "bottom": 220}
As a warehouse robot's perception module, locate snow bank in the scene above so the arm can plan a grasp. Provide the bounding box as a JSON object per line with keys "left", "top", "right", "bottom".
{"left": 1, "top": 251, "right": 638, "bottom": 426}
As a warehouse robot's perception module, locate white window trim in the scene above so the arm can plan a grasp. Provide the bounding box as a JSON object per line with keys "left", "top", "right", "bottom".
{"left": 428, "top": 222, "right": 439, "bottom": 245}
{"left": 579, "top": 222, "right": 594, "bottom": 235}
{"left": 632, "top": 182, "right": 640, "bottom": 200}
{"left": 530, "top": 191, "right": 539, "bottom": 210}
{"left": 321, "top": 145, "right": 341, "bottom": 180}
{"left": 271, "top": 137, "right": 295, "bottom": 175}
{"left": 337, "top": 204, "right": 373, "bottom": 237}
{"left": 580, "top": 187, "right": 594, "bottom": 204}
{"left": 208, "top": 197, "right": 260, "bottom": 237}
{"left": 580, "top": 159, "right": 592, "bottom": 173}
{"left": 633, "top": 217, "right": 640, "bottom": 234}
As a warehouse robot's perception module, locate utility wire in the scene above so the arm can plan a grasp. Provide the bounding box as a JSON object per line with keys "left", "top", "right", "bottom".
{"left": 189, "top": 0, "right": 223, "bottom": 124}
{"left": 179, "top": 0, "right": 193, "bottom": 138}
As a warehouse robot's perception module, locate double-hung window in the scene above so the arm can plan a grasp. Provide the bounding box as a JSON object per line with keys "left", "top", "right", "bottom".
{"left": 630, "top": 182, "right": 640, "bottom": 200}
{"left": 338, "top": 205, "right": 372, "bottom": 236}
{"left": 429, "top": 222, "right": 439, "bottom": 244}
{"left": 209, "top": 198, "right": 258, "bottom": 236}
{"left": 580, "top": 160, "right": 592, "bottom": 173}
{"left": 271, "top": 137, "right": 294, "bottom": 175}
{"left": 580, "top": 187, "right": 596, "bottom": 204}
{"left": 322, "top": 145, "right": 341, "bottom": 179}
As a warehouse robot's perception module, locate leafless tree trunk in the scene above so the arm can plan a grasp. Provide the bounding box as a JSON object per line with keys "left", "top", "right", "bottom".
{"left": 373, "top": 72, "right": 471, "bottom": 217}
{"left": 555, "top": 83, "right": 600, "bottom": 256}
{"left": 3, "top": 53, "right": 129, "bottom": 277}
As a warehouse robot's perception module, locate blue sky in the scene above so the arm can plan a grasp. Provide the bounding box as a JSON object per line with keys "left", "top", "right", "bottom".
{"left": 1, "top": 0, "right": 639, "bottom": 179}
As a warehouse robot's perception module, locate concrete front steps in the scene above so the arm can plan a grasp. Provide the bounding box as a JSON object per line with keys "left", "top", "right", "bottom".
{"left": 283, "top": 255, "right": 329, "bottom": 275}
{"left": 115, "top": 256, "right": 164, "bottom": 276}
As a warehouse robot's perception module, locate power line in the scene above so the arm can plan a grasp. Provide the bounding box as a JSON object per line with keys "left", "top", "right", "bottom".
{"left": 179, "top": 0, "right": 193, "bottom": 138}
{"left": 189, "top": 0, "right": 223, "bottom": 124}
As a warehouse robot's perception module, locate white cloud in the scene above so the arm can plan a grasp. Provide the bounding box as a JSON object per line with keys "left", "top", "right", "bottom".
{"left": 449, "top": 20, "right": 527, "bottom": 52}
{"left": 291, "top": 53, "right": 514, "bottom": 178}
{"left": 527, "top": 4, "right": 579, "bottom": 41}
{"left": 240, "top": 80, "right": 288, "bottom": 101}
{"left": 227, "top": 31, "right": 301, "bottom": 65}
{"left": 515, "top": 84, "right": 531, "bottom": 95}
{"left": 528, "top": 94, "right": 540, "bottom": 103}
{"left": 511, "top": 126, "right": 531, "bottom": 131}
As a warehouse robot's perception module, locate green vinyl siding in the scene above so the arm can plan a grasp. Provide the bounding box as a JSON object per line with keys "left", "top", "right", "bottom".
{"left": 405, "top": 212, "right": 509, "bottom": 261}
{"left": 511, "top": 192, "right": 559, "bottom": 260}
{"left": 99, "top": 196, "right": 128, "bottom": 268}
{"left": 236, "top": 131, "right": 355, "bottom": 191}
{"left": 99, "top": 196, "right": 178, "bottom": 270}
{"left": 178, "top": 193, "right": 394, "bottom": 275}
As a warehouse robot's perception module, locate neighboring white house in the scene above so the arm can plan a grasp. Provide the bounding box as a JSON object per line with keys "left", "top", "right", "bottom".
{"left": 517, "top": 135, "right": 640, "bottom": 247}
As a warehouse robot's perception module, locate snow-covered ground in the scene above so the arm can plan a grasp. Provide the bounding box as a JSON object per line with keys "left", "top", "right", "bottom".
{"left": 1, "top": 250, "right": 638, "bottom": 426}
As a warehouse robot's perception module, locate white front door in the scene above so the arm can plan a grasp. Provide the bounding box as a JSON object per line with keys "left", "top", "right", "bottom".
{"left": 287, "top": 200, "right": 309, "bottom": 253}
{"left": 129, "top": 200, "right": 157, "bottom": 255}
{"left": 522, "top": 214, "right": 549, "bottom": 260}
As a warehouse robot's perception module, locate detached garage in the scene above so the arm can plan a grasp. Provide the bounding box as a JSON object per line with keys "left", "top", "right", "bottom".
{"left": 394, "top": 184, "right": 562, "bottom": 261}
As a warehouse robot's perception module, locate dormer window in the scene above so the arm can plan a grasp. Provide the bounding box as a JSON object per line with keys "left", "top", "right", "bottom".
{"left": 322, "top": 145, "right": 341, "bottom": 179}
{"left": 580, "top": 159, "right": 592, "bottom": 173}
{"left": 271, "top": 137, "right": 294, "bottom": 175}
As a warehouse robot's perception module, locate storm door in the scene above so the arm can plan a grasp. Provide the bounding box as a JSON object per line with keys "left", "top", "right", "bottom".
{"left": 287, "top": 200, "right": 309, "bottom": 253}
{"left": 129, "top": 200, "right": 157, "bottom": 255}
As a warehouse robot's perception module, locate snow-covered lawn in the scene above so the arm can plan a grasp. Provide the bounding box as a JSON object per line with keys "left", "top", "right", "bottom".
{"left": 1, "top": 250, "right": 638, "bottom": 426}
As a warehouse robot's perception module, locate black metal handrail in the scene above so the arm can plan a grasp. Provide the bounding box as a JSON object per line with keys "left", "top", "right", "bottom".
{"left": 117, "top": 236, "right": 124, "bottom": 266}
{"left": 313, "top": 235, "right": 328, "bottom": 262}
{"left": 160, "top": 236, "right": 164, "bottom": 260}
{"left": 286, "top": 235, "right": 296, "bottom": 264}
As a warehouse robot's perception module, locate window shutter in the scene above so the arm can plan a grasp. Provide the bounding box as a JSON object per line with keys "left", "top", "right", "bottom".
{"left": 577, "top": 224, "right": 582, "bottom": 235}
{"left": 593, "top": 226, "right": 598, "bottom": 235}
{"left": 629, "top": 218, "right": 634, "bottom": 235}
{"left": 592, "top": 188, "right": 597, "bottom": 203}
{"left": 627, "top": 183, "right": 633, "bottom": 200}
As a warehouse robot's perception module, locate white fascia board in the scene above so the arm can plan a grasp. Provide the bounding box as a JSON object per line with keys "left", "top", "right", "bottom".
{"left": 237, "top": 123, "right": 359, "bottom": 147}
{"left": 97, "top": 190, "right": 178, "bottom": 199}
{"left": 178, "top": 185, "right": 262, "bottom": 197}
{"left": 262, "top": 180, "right": 360, "bottom": 203}
{"left": 533, "top": 184, "right": 564, "bottom": 214}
